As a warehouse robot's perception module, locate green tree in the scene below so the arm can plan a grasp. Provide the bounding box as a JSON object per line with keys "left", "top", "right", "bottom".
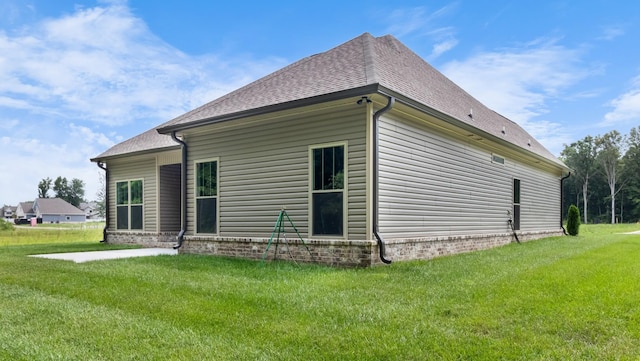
{"left": 560, "top": 136, "right": 598, "bottom": 224}
{"left": 622, "top": 126, "right": 640, "bottom": 221}
{"left": 69, "top": 178, "right": 86, "bottom": 207}
{"left": 37, "top": 177, "right": 52, "bottom": 198}
{"left": 53, "top": 176, "right": 85, "bottom": 207}
{"left": 567, "top": 204, "right": 580, "bottom": 236}
{"left": 53, "top": 176, "right": 69, "bottom": 201}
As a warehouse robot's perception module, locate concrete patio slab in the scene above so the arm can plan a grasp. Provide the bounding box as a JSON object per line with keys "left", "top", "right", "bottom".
{"left": 29, "top": 248, "right": 178, "bottom": 263}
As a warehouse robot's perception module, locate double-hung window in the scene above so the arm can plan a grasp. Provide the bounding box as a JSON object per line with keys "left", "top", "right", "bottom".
{"left": 311, "top": 143, "right": 345, "bottom": 236}
{"left": 116, "top": 180, "right": 143, "bottom": 230}
{"left": 196, "top": 160, "right": 218, "bottom": 234}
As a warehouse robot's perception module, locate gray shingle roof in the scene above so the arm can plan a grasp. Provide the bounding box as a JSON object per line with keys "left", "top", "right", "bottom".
{"left": 19, "top": 202, "right": 34, "bottom": 214}
{"left": 34, "top": 198, "right": 84, "bottom": 216}
{"left": 94, "top": 33, "right": 565, "bottom": 168}
{"left": 91, "top": 125, "right": 178, "bottom": 161}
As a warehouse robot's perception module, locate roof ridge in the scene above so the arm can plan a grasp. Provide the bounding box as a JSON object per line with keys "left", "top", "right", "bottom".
{"left": 361, "top": 33, "right": 378, "bottom": 85}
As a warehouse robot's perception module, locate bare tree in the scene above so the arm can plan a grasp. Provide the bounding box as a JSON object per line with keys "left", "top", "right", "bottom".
{"left": 596, "top": 130, "right": 626, "bottom": 224}
{"left": 96, "top": 171, "right": 106, "bottom": 218}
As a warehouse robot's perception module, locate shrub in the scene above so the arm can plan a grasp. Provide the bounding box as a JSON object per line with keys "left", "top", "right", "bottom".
{"left": 567, "top": 205, "right": 580, "bottom": 236}
{"left": 0, "top": 218, "right": 15, "bottom": 231}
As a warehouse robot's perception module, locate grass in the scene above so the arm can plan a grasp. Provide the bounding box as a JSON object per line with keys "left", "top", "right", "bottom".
{"left": 0, "top": 223, "right": 639, "bottom": 360}
{"left": 0, "top": 220, "right": 104, "bottom": 246}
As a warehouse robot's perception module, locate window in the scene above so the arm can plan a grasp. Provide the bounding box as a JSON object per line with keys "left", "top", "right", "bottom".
{"left": 116, "top": 179, "right": 143, "bottom": 230}
{"left": 492, "top": 154, "right": 505, "bottom": 164}
{"left": 512, "top": 178, "right": 521, "bottom": 230}
{"left": 196, "top": 160, "right": 218, "bottom": 234}
{"left": 311, "top": 144, "right": 345, "bottom": 236}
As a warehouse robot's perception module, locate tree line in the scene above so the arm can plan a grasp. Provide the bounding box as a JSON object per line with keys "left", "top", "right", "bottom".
{"left": 37, "top": 176, "right": 85, "bottom": 207}
{"left": 561, "top": 126, "right": 640, "bottom": 224}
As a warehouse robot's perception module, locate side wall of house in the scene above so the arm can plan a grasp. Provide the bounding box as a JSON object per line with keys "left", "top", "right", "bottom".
{"left": 107, "top": 154, "right": 158, "bottom": 232}
{"left": 41, "top": 215, "right": 86, "bottom": 223}
{"left": 378, "top": 111, "right": 562, "bottom": 238}
{"left": 184, "top": 101, "right": 368, "bottom": 240}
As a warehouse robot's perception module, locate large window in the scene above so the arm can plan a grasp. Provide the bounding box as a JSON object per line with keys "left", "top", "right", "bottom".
{"left": 196, "top": 160, "right": 218, "bottom": 234}
{"left": 116, "top": 179, "right": 143, "bottom": 230}
{"left": 311, "top": 144, "right": 345, "bottom": 236}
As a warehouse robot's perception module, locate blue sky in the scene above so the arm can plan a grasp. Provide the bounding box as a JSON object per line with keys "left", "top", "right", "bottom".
{"left": 1, "top": 0, "right": 639, "bottom": 206}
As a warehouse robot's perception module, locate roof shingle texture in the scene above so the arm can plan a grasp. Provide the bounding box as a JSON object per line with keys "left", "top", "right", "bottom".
{"left": 94, "top": 33, "right": 563, "bottom": 167}
{"left": 34, "top": 198, "right": 84, "bottom": 215}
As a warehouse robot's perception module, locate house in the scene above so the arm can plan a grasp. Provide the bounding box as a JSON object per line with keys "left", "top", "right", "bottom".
{"left": 32, "top": 198, "right": 85, "bottom": 223}
{"left": 15, "top": 202, "right": 35, "bottom": 220}
{"left": 2, "top": 205, "right": 16, "bottom": 220}
{"left": 91, "top": 33, "right": 570, "bottom": 266}
{"left": 80, "top": 201, "right": 101, "bottom": 220}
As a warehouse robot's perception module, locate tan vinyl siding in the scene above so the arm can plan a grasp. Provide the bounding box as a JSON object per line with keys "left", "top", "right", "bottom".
{"left": 378, "top": 112, "right": 561, "bottom": 237}
{"left": 157, "top": 150, "right": 181, "bottom": 165}
{"left": 517, "top": 163, "right": 560, "bottom": 231}
{"left": 108, "top": 155, "right": 157, "bottom": 232}
{"left": 184, "top": 101, "right": 367, "bottom": 239}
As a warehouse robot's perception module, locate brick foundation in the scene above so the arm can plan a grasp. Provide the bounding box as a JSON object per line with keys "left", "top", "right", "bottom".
{"left": 382, "top": 230, "right": 564, "bottom": 262}
{"left": 106, "top": 231, "right": 178, "bottom": 248}
{"left": 105, "top": 230, "right": 564, "bottom": 267}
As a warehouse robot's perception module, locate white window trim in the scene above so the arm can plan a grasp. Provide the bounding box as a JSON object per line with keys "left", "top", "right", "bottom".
{"left": 308, "top": 141, "right": 348, "bottom": 239}
{"left": 491, "top": 153, "right": 505, "bottom": 165}
{"left": 115, "top": 178, "right": 144, "bottom": 231}
{"left": 194, "top": 157, "right": 220, "bottom": 235}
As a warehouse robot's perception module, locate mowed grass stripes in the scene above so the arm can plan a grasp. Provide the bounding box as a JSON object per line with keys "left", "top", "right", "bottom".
{"left": 0, "top": 224, "right": 639, "bottom": 360}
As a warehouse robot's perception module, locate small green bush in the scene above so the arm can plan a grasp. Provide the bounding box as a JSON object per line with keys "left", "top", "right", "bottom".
{"left": 0, "top": 219, "right": 14, "bottom": 231}
{"left": 567, "top": 205, "right": 580, "bottom": 236}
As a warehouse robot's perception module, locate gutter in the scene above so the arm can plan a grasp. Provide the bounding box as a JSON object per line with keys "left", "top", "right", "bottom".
{"left": 171, "top": 131, "right": 188, "bottom": 249}
{"left": 372, "top": 96, "right": 395, "bottom": 264}
{"left": 560, "top": 172, "right": 571, "bottom": 235}
{"left": 96, "top": 162, "right": 108, "bottom": 243}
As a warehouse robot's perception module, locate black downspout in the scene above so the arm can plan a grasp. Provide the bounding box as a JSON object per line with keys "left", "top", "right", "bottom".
{"left": 96, "top": 161, "right": 108, "bottom": 243}
{"left": 560, "top": 172, "right": 571, "bottom": 235}
{"left": 372, "top": 96, "right": 395, "bottom": 264}
{"left": 171, "top": 131, "right": 188, "bottom": 249}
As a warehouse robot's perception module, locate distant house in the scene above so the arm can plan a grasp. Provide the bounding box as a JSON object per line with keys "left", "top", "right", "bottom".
{"left": 92, "top": 33, "right": 570, "bottom": 266}
{"left": 80, "top": 201, "right": 100, "bottom": 220}
{"left": 16, "top": 202, "right": 35, "bottom": 220}
{"left": 2, "top": 205, "right": 16, "bottom": 220}
{"left": 32, "top": 198, "right": 86, "bottom": 223}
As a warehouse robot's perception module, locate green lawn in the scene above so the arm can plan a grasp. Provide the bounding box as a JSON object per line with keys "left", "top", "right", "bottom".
{"left": 0, "top": 221, "right": 104, "bottom": 246}
{"left": 0, "top": 223, "right": 639, "bottom": 360}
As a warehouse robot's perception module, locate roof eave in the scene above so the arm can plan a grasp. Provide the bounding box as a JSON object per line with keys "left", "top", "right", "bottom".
{"left": 90, "top": 144, "right": 181, "bottom": 163}
{"left": 157, "top": 84, "right": 381, "bottom": 135}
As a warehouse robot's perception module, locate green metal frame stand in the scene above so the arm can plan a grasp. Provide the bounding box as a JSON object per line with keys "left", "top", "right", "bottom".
{"left": 262, "top": 208, "right": 315, "bottom": 263}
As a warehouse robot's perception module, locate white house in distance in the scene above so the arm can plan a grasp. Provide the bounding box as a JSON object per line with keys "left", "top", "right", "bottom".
{"left": 16, "top": 202, "right": 36, "bottom": 220}
{"left": 2, "top": 205, "right": 16, "bottom": 220}
{"left": 91, "top": 33, "right": 570, "bottom": 267}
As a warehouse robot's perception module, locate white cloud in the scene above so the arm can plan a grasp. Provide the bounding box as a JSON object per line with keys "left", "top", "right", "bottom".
{"left": 597, "top": 25, "right": 626, "bottom": 41}
{"left": 428, "top": 36, "right": 458, "bottom": 61}
{"left": 439, "top": 39, "right": 590, "bottom": 153}
{"left": 0, "top": 3, "right": 286, "bottom": 127}
{"left": 602, "top": 76, "right": 640, "bottom": 126}
{"left": 383, "top": 3, "right": 459, "bottom": 59}
{"left": 0, "top": 2, "right": 286, "bottom": 206}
